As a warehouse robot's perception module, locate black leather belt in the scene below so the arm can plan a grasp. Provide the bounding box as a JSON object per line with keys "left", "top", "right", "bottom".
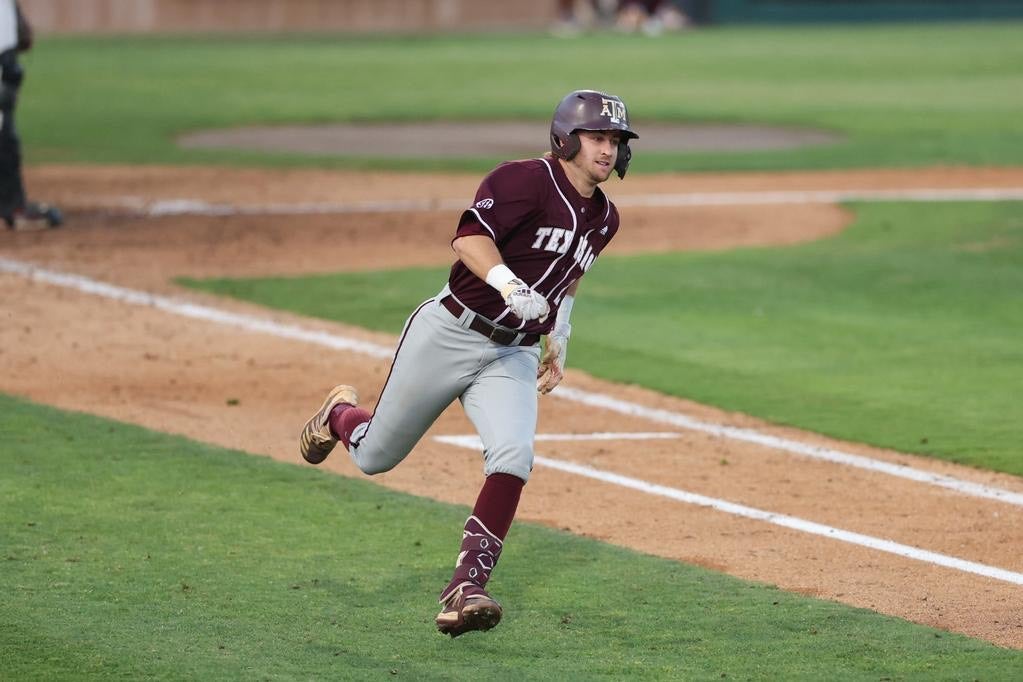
{"left": 441, "top": 295, "right": 540, "bottom": 347}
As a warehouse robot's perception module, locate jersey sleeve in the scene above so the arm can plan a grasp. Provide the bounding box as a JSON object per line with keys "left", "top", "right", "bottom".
{"left": 455, "top": 161, "right": 543, "bottom": 244}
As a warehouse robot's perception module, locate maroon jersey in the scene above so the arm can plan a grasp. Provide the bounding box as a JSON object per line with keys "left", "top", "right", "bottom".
{"left": 448, "top": 156, "right": 620, "bottom": 335}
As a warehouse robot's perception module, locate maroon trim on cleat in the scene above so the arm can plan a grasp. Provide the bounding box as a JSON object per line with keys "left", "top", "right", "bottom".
{"left": 435, "top": 581, "right": 503, "bottom": 638}
{"left": 299, "top": 385, "right": 357, "bottom": 465}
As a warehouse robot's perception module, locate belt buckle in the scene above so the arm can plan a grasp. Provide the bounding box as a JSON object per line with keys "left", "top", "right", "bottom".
{"left": 488, "top": 325, "right": 506, "bottom": 344}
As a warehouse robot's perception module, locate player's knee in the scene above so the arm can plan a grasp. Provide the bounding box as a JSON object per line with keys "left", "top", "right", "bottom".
{"left": 350, "top": 444, "right": 405, "bottom": 476}
{"left": 349, "top": 434, "right": 412, "bottom": 475}
{"left": 484, "top": 443, "right": 533, "bottom": 483}
{"left": 355, "top": 457, "right": 400, "bottom": 476}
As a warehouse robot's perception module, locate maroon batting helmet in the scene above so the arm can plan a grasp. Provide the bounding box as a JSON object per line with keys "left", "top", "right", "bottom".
{"left": 550, "top": 90, "right": 639, "bottom": 179}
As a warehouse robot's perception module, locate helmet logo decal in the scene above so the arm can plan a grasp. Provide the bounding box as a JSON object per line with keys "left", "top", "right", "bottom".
{"left": 475, "top": 198, "right": 494, "bottom": 209}
{"left": 600, "top": 98, "right": 627, "bottom": 125}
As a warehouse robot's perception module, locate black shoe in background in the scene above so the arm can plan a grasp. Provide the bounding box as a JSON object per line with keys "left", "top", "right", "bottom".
{"left": 5, "top": 201, "right": 63, "bottom": 229}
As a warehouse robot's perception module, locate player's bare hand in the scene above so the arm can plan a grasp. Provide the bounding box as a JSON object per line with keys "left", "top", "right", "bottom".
{"left": 502, "top": 280, "right": 550, "bottom": 322}
{"left": 537, "top": 330, "right": 569, "bottom": 394}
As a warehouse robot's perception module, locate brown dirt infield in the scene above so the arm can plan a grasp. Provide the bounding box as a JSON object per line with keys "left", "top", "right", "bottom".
{"left": 3, "top": 164, "right": 1023, "bottom": 648}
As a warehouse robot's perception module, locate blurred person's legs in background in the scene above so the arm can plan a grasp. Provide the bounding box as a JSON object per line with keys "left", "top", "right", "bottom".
{"left": 617, "top": 0, "right": 693, "bottom": 35}
{"left": 552, "top": 0, "right": 619, "bottom": 36}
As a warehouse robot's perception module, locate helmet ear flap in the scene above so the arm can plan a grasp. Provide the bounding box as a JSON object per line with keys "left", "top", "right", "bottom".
{"left": 551, "top": 131, "right": 582, "bottom": 161}
{"left": 614, "top": 141, "right": 632, "bottom": 179}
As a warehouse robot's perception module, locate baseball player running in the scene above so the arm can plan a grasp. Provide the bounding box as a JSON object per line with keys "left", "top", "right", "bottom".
{"left": 300, "top": 89, "right": 638, "bottom": 637}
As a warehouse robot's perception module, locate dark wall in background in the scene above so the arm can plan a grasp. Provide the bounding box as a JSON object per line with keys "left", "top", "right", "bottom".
{"left": 19, "top": 0, "right": 1023, "bottom": 34}
{"left": 711, "top": 0, "right": 1023, "bottom": 23}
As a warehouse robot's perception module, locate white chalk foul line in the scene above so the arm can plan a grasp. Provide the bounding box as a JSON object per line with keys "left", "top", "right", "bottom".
{"left": 4, "top": 255, "right": 1022, "bottom": 511}
{"left": 143, "top": 197, "right": 466, "bottom": 217}
{"left": 435, "top": 435, "right": 1023, "bottom": 587}
{"left": 537, "top": 431, "right": 682, "bottom": 442}
{"left": 0, "top": 257, "right": 394, "bottom": 360}
{"left": 117, "top": 186, "right": 1023, "bottom": 217}
{"left": 435, "top": 433, "right": 681, "bottom": 450}
{"left": 553, "top": 388, "right": 1023, "bottom": 508}
{"left": 614, "top": 187, "right": 1023, "bottom": 208}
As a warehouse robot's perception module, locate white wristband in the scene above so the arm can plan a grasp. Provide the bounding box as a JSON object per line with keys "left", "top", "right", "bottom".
{"left": 556, "top": 295, "right": 574, "bottom": 326}
{"left": 485, "top": 263, "right": 520, "bottom": 293}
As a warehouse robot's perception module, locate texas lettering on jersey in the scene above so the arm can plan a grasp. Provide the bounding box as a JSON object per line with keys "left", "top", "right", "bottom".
{"left": 531, "top": 227, "right": 600, "bottom": 272}
{"left": 448, "top": 156, "right": 620, "bottom": 334}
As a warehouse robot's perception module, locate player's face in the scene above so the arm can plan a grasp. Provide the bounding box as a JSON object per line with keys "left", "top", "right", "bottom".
{"left": 572, "top": 130, "right": 621, "bottom": 184}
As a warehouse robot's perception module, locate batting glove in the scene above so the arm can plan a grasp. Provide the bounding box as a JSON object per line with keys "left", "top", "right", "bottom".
{"left": 485, "top": 264, "right": 550, "bottom": 323}
{"left": 501, "top": 279, "right": 550, "bottom": 323}
{"left": 537, "top": 321, "right": 570, "bottom": 394}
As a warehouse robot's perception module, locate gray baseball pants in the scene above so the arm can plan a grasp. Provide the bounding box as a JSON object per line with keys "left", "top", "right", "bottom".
{"left": 347, "top": 288, "right": 541, "bottom": 482}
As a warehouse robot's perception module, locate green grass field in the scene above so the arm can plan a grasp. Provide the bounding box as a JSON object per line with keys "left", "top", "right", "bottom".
{"left": 3, "top": 395, "right": 1020, "bottom": 680}
{"left": 20, "top": 22, "right": 1023, "bottom": 170}
{"left": 184, "top": 200, "right": 1023, "bottom": 476}
{"left": 7, "top": 23, "right": 1023, "bottom": 677}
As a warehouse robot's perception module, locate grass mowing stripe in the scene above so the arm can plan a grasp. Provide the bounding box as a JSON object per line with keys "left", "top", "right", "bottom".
{"left": 22, "top": 23, "right": 1023, "bottom": 170}
{"left": 2, "top": 393, "right": 1021, "bottom": 679}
